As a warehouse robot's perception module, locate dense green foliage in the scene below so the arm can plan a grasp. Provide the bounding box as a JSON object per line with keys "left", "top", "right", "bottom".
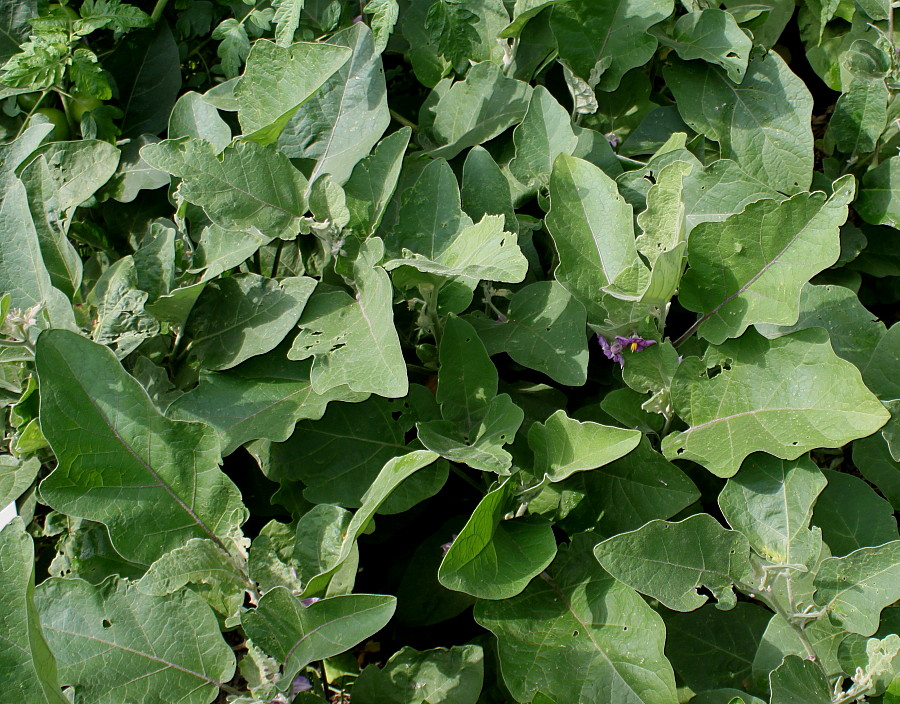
{"left": 0, "top": 0, "right": 899, "bottom": 702}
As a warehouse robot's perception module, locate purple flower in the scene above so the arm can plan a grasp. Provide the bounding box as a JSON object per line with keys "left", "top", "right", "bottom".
{"left": 292, "top": 675, "right": 312, "bottom": 695}
{"left": 597, "top": 335, "right": 656, "bottom": 367}
{"left": 605, "top": 132, "right": 619, "bottom": 148}
{"left": 300, "top": 597, "right": 321, "bottom": 607}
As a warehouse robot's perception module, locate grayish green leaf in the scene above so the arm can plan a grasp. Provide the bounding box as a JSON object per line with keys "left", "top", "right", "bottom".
{"left": 682, "top": 158, "right": 782, "bottom": 231}
{"left": 288, "top": 238, "right": 408, "bottom": 398}
{"left": 279, "top": 24, "right": 389, "bottom": 186}
{"left": 509, "top": 86, "right": 577, "bottom": 189}
{"left": 344, "top": 126, "right": 410, "bottom": 237}
{"left": 814, "top": 540, "right": 900, "bottom": 635}
{"left": 168, "top": 352, "right": 365, "bottom": 456}
{"left": 858, "top": 157, "right": 900, "bottom": 227}
{"left": 594, "top": 513, "right": 751, "bottom": 611}
{"left": 138, "top": 538, "right": 248, "bottom": 618}
{"left": 419, "top": 62, "right": 532, "bottom": 160}
{"left": 665, "top": 51, "right": 814, "bottom": 193}
{"left": 718, "top": 454, "right": 826, "bottom": 567}
{"left": 769, "top": 656, "right": 832, "bottom": 704}
{"left": 168, "top": 91, "right": 232, "bottom": 151}
{"left": 88, "top": 256, "right": 160, "bottom": 358}
{"left": 655, "top": 9, "right": 752, "bottom": 83}
{"left": 242, "top": 590, "right": 396, "bottom": 688}
{"left": 546, "top": 154, "right": 648, "bottom": 319}
{"left": 141, "top": 138, "right": 309, "bottom": 240}
{"left": 0, "top": 518, "right": 67, "bottom": 704}
{"left": 187, "top": 274, "right": 316, "bottom": 371}
{"left": 0, "top": 455, "right": 37, "bottom": 508}
{"left": 475, "top": 533, "right": 678, "bottom": 704}
{"left": 36, "top": 576, "right": 235, "bottom": 704}
{"left": 353, "top": 645, "right": 483, "bottom": 704}
{"left": 438, "top": 480, "right": 557, "bottom": 600}
{"left": 756, "top": 283, "right": 885, "bottom": 371}
{"left": 528, "top": 409, "right": 640, "bottom": 482}
{"left": 468, "top": 281, "right": 588, "bottom": 386}
{"left": 550, "top": 0, "right": 673, "bottom": 91}
{"left": 679, "top": 187, "right": 851, "bottom": 344}
{"left": 235, "top": 39, "right": 351, "bottom": 145}
{"left": 384, "top": 214, "right": 528, "bottom": 283}
{"left": 662, "top": 329, "right": 889, "bottom": 477}
{"left": 37, "top": 330, "right": 245, "bottom": 565}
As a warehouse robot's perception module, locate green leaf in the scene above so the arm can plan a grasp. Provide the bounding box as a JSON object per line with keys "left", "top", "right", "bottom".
{"left": 528, "top": 409, "right": 640, "bottom": 482}
{"left": 242, "top": 591, "right": 396, "bottom": 688}
{"left": 106, "top": 21, "right": 181, "bottom": 136}
{"left": 271, "top": 0, "right": 303, "bottom": 46}
{"left": 594, "top": 513, "right": 751, "bottom": 611}
{"left": 475, "top": 533, "right": 678, "bottom": 704}
{"left": 718, "top": 454, "right": 826, "bottom": 566}
{"left": 854, "top": 432, "right": 900, "bottom": 510}
{"left": 546, "top": 154, "right": 648, "bottom": 319}
{"left": 78, "top": 0, "right": 152, "bottom": 35}
{"left": 137, "top": 538, "right": 248, "bottom": 618}
{"left": 662, "top": 602, "right": 771, "bottom": 693}
{"left": 553, "top": 436, "right": 699, "bottom": 536}
{"left": 769, "top": 656, "right": 832, "bottom": 704}
{"left": 36, "top": 576, "right": 235, "bottom": 704}
{"left": 186, "top": 274, "right": 316, "bottom": 371}
{"left": 549, "top": 0, "right": 673, "bottom": 91}
{"left": 294, "top": 450, "right": 439, "bottom": 594}
{"left": 461, "top": 145, "right": 517, "bottom": 232}
{"left": 262, "top": 394, "right": 410, "bottom": 507}
{"left": 433, "top": 314, "right": 496, "bottom": 426}
{"left": 0, "top": 519, "right": 68, "bottom": 704}
{"left": 858, "top": 157, "right": 900, "bottom": 227}
{"left": 682, "top": 158, "right": 783, "bottom": 231}
{"left": 36, "top": 330, "right": 245, "bottom": 565}
{"left": 288, "top": 238, "right": 408, "bottom": 398}
{"left": 101, "top": 134, "right": 171, "bottom": 203}
{"left": 655, "top": 9, "right": 752, "bottom": 83}
{"left": 679, "top": 187, "right": 851, "bottom": 344}
{"left": 168, "top": 353, "right": 365, "bottom": 456}
{"left": 0, "top": 1, "right": 36, "bottom": 65}
{"left": 814, "top": 540, "right": 900, "bottom": 636}
{"left": 88, "top": 256, "right": 160, "bottom": 358}
{"left": 344, "top": 126, "right": 410, "bottom": 237}
{"left": 168, "top": 91, "right": 232, "bottom": 151}
{"left": 279, "top": 24, "right": 389, "bottom": 186}
{"left": 353, "top": 644, "right": 484, "bottom": 704}
{"left": 419, "top": 61, "right": 532, "bottom": 160}
{"left": 813, "top": 469, "right": 899, "bottom": 557}
{"left": 212, "top": 18, "right": 250, "bottom": 78}
{"left": 665, "top": 50, "right": 814, "bottom": 194}
{"left": 418, "top": 393, "right": 524, "bottom": 474}
{"left": 827, "top": 44, "right": 889, "bottom": 155}
{"left": 661, "top": 329, "right": 889, "bottom": 477}
{"left": 862, "top": 322, "right": 900, "bottom": 400}
{"left": 509, "top": 85, "right": 577, "bottom": 189}
{"left": 385, "top": 157, "right": 472, "bottom": 258}
{"left": 425, "top": 0, "right": 479, "bottom": 66}
{"left": 756, "top": 283, "right": 886, "bottom": 371}
{"left": 384, "top": 214, "right": 528, "bottom": 283}
{"left": 753, "top": 612, "right": 847, "bottom": 687}
{"left": 0, "top": 33, "right": 67, "bottom": 91}
{"left": 468, "top": 281, "right": 589, "bottom": 386}
{"left": 141, "top": 138, "right": 309, "bottom": 240}
{"left": 364, "top": 0, "right": 400, "bottom": 53}
{"left": 0, "top": 455, "right": 38, "bottom": 508}
{"left": 438, "top": 480, "right": 557, "bottom": 599}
